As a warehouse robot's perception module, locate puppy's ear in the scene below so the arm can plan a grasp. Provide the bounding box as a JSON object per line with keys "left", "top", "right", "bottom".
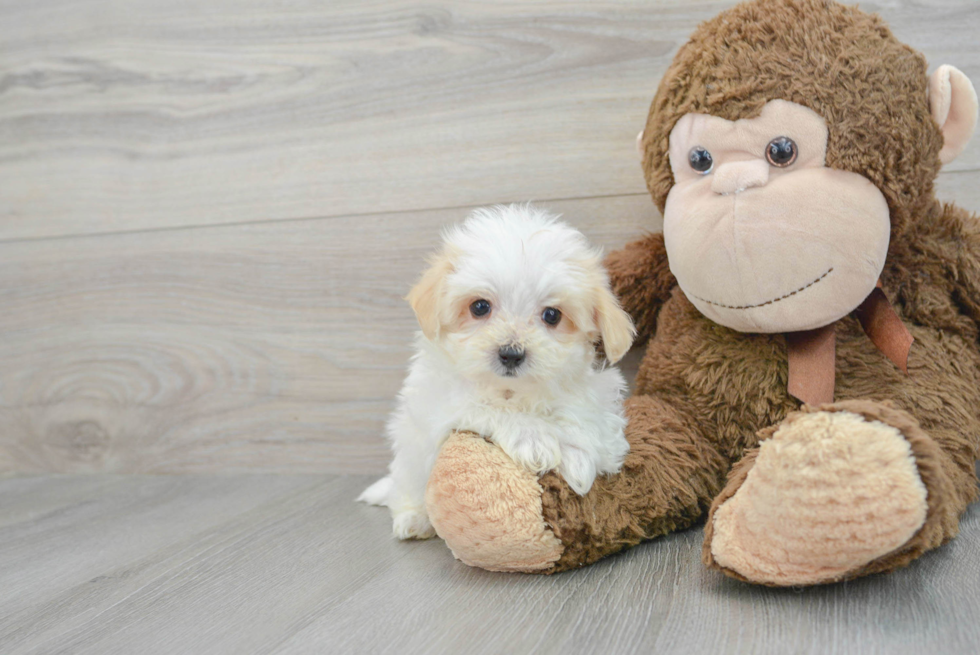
{"left": 406, "top": 252, "right": 454, "bottom": 340}
{"left": 593, "top": 282, "right": 636, "bottom": 364}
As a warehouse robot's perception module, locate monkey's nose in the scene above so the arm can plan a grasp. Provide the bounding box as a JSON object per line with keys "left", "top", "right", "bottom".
{"left": 711, "top": 159, "right": 770, "bottom": 195}
{"left": 498, "top": 346, "right": 526, "bottom": 371}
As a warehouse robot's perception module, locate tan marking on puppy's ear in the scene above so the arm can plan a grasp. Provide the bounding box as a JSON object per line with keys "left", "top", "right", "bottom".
{"left": 406, "top": 251, "right": 454, "bottom": 340}
{"left": 930, "top": 65, "right": 978, "bottom": 165}
{"left": 593, "top": 282, "right": 636, "bottom": 364}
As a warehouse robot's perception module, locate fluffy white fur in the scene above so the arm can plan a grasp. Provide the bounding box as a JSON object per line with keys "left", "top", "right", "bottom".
{"left": 358, "top": 204, "right": 636, "bottom": 540}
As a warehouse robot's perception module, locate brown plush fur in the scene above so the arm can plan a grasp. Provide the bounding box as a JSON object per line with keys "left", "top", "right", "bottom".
{"left": 640, "top": 0, "right": 943, "bottom": 241}
{"left": 542, "top": 0, "right": 980, "bottom": 576}
{"left": 534, "top": 202, "right": 980, "bottom": 575}
{"left": 425, "top": 0, "right": 980, "bottom": 582}
{"left": 539, "top": 393, "right": 729, "bottom": 572}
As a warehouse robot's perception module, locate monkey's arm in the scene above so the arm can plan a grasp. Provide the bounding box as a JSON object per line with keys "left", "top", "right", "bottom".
{"left": 936, "top": 206, "right": 980, "bottom": 335}
{"left": 604, "top": 232, "right": 677, "bottom": 345}
{"left": 955, "top": 227, "right": 980, "bottom": 334}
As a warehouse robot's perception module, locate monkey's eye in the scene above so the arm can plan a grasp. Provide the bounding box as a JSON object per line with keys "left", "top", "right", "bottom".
{"left": 766, "top": 137, "right": 798, "bottom": 167}
{"left": 541, "top": 307, "right": 562, "bottom": 326}
{"left": 688, "top": 147, "right": 714, "bottom": 174}
{"left": 470, "top": 299, "right": 492, "bottom": 318}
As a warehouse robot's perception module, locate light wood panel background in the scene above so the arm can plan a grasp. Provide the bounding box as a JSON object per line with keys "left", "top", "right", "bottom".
{"left": 2, "top": 0, "right": 979, "bottom": 474}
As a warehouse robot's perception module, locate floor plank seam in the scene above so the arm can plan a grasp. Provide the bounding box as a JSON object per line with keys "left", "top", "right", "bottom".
{"left": 0, "top": 191, "right": 655, "bottom": 246}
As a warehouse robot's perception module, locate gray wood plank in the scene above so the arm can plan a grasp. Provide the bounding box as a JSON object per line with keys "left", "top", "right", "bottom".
{"left": 0, "top": 195, "right": 659, "bottom": 474}
{"left": 2, "top": 474, "right": 978, "bottom": 655}
{"left": 2, "top": 171, "right": 977, "bottom": 476}
{"left": 0, "top": 476, "right": 319, "bottom": 633}
{"left": 1, "top": 0, "right": 977, "bottom": 240}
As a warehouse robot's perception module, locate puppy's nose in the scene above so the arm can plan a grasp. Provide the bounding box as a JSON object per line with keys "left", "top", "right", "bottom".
{"left": 498, "top": 346, "right": 525, "bottom": 371}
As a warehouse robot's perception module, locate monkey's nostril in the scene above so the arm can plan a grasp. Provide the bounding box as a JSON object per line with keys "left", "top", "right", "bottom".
{"left": 498, "top": 346, "right": 526, "bottom": 370}
{"left": 711, "top": 160, "right": 770, "bottom": 195}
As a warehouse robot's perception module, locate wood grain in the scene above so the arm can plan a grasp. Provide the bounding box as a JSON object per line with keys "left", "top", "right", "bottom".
{"left": 2, "top": 175, "right": 977, "bottom": 475}
{"left": 0, "top": 194, "right": 660, "bottom": 474}
{"left": 0, "top": 0, "right": 978, "bottom": 475}
{"left": 2, "top": 474, "right": 979, "bottom": 654}
{"left": 1, "top": 0, "right": 977, "bottom": 240}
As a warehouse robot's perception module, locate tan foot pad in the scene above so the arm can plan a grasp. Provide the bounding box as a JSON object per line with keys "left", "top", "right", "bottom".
{"left": 425, "top": 431, "right": 563, "bottom": 573}
{"left": 710, "top": 411, "right": 928, "bottom": 585}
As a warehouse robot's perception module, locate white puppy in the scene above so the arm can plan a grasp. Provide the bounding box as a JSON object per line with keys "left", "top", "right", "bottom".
{"left": 358, "top": 204, "right": 636, "bottom": 540}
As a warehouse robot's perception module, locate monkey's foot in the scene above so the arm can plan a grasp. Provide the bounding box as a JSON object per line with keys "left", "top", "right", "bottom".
{"left": 425, "top": 431, "right": 564, "bottom": 572}
{"left": 704, "top": 403, "right": 930, "bottom": 586}
{"left": 425, "top": 396, "right": 729, "bottom": 574}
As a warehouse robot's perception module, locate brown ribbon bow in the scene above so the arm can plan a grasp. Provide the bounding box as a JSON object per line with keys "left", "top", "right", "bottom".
{"left": 785, "top": 281, "right": 914, "bottom": 406}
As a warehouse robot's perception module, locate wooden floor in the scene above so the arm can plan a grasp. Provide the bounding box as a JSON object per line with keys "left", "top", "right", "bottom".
{"left": 2, "top": 474, "right": 979, "bottom": 655}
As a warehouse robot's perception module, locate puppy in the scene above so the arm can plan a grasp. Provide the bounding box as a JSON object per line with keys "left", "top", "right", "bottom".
{"left": 358, "top": 204, "right": 636, "bottom": 540}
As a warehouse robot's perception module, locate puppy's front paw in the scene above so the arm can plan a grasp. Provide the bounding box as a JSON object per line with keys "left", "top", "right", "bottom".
{"left": 559, "top": 444, "right": 598, "bottom": 496}
{"left": 391, "top": 506, "right": 436, "bottom": 540}
{"left": 499, "top": 426, "right": 561, "bottom": 474}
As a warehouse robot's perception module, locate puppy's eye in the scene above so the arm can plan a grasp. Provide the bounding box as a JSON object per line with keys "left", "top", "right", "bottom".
{"left": 766, "top": 137, "right": 798, "bottom": 167}
{"left": 688, "top": 146, "right": 713, "bottom": 174}
{"left": 470, "top": 299, "right": 491, "bottom": 318}
{"left": 541, "top": 307, "right": 562, "bottom": 326}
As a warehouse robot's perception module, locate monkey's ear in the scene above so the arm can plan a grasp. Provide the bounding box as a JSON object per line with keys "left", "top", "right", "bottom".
{"left": 406, "top": 252, "right": 454, "bottom": 340}
{"left": 636, "top": 130, "right": 645, "bottom": 159}
{"left": 929, "top": 65, "right": 978, "bottom": 165}
{"left": 594, "top": 285, "right": 636, "bottom": 364}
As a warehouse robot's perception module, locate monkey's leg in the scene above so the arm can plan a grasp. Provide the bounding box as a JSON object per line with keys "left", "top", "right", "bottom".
{"left": 424, "top": 395, "right": 728, "bottom": 573}
{"left": 703, "top": 400, "right": 976, "bottom": 586}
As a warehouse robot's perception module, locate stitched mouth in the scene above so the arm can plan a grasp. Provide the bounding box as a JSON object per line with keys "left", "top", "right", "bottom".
{"left": 690, "top": 267, "right": 833, "bottom": 310}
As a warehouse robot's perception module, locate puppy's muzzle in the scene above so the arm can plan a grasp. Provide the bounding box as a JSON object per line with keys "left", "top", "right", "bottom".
{"left": 498, "top": 346, "right": 526, "bottom": 374}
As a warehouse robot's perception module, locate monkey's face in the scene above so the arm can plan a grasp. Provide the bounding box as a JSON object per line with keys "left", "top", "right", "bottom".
{"left": 663, "top": 100, "right": 890, "bottom": 333}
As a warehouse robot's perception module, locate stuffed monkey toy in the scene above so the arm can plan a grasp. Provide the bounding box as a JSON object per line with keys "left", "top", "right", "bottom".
{"left": 422, "top": 0, "right": 980, "bottom": 585}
